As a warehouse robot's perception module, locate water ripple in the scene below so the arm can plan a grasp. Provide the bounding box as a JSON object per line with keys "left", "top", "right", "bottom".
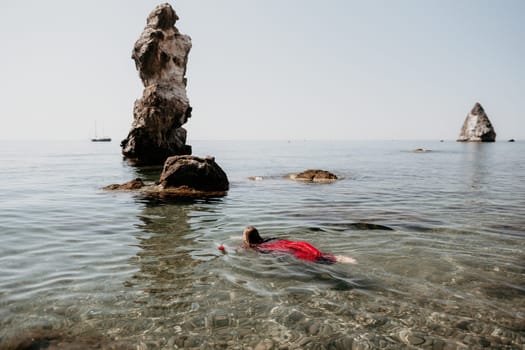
{"left": 1, "top": 140, "right": 524, "bottom": 348}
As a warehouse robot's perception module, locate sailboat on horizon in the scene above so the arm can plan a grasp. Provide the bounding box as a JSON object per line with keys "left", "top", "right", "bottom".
{"left": 91, "top": 121, "right": 111, "bottom": 142}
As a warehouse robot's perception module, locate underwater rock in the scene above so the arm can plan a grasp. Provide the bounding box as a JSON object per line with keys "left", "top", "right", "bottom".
{"left": 457, "top": 102, "right": 496, "bottom": 142}
{"left": 413, "top": 148, "right": 431, "bottom": 153}
{"left": 0, "top": 329, "right": 133, "bottom": 350}
{"left": 121, "top": 3, "right": 193, "bottom": 165}
{"left": 320, "top": 222, "right": 394, "bottom": 231}
{"left": 289, "top": 169, "right": 338, "bottom": 183}
{"left": 345, "top": 222, "right": 394, "bottom": 231}
{"left": 104, "top": 155, "right": 229, "bottom": 198}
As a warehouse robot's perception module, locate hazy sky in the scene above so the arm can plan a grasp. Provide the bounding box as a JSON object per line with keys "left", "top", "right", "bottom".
{"left": 1, "top": 0, "right": 523, "bottom": 141}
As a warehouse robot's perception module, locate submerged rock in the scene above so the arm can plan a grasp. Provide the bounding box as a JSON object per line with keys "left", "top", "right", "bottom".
{"left": 289, "top": 169, "right": 338, "bottom": 183}
{"left": 413, "top": 148, "right": 431, "bottom": 153}
{"left": 0, "top": 329, "right": 134, "bottom": 350}
{"left": 343, "top": 222, "right": 394, "bottom": 231}
{"left": 457, "top": 102, "right": 496, "bottom": 142}
{"left": 104, "top": 155, "right": 229, "bottom": 198}
{"left": 121, "top": 3, "right": 193, "bottom": 165}
{"left": 104, "top": 178, "right": 145, "bottom": 191}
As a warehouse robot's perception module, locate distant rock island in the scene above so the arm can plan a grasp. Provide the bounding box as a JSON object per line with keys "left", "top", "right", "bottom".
{"left": 457, "top": 102, "right": 496, "bottom": 142}
{"left": 121, "top": 3, "right": 193, "bottom": 165}
{"left": 289, "top": 169, "right": 338, "bottom": 183}
{"left": 413, "top": 148, "right": 431, "bottom": 153}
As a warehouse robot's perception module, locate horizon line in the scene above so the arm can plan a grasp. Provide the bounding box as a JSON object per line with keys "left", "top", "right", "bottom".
{"left": 0, "top": 138, "right": 519, "bottom": 143}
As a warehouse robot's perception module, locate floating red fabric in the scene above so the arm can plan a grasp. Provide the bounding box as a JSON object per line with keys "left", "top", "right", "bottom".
{"left": 257, "top": 239, "right": 336, "bottom": 264}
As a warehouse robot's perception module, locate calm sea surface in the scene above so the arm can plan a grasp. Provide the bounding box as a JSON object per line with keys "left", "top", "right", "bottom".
{"left": 0, "top": 140, "right": 524, "bottom": 349}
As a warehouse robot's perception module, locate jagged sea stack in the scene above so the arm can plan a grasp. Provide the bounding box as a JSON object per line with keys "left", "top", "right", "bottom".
{"left": 121, "top": 3, "right": 192, "bottom": 165}
{"left": 457, "top": 102, "right": 496, "bottom": 142}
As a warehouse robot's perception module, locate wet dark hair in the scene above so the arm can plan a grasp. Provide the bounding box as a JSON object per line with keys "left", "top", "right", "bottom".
{"left": 243, "top": 226, "right": 264, "bottom": 246}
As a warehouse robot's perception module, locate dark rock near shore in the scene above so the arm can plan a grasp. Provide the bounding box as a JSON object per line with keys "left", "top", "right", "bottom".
{"left": 457, "top": 102, "right": 496, "bottom": 142}
{"left": 289, "top": 169, "right": 338, "bottom": 183}
{"left": 121, "top": 3, "right": 193, "bottom": 165}
{"left": 104, "top": 155, "right": 229, "bottom": 198}
{"left": 508, "top": 139, "right": 515, "bottom": 142}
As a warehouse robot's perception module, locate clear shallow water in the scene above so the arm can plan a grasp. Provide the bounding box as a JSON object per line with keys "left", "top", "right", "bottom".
{"left": 0, "top": 140, "right": 524, "bottom": 349}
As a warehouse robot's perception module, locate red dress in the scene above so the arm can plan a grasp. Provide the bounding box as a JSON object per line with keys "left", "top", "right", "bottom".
{"left": 257, "top": 239, "right": 336, "bottom": 264}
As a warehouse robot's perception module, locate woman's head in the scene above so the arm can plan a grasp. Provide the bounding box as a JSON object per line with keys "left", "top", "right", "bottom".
{"left": 243, "top": 226, "right": 263, "bottom": 246}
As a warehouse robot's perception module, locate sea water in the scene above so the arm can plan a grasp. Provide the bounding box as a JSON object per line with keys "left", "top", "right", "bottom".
{"left": 0, "top": 140, "right": 523, "bottom": 349}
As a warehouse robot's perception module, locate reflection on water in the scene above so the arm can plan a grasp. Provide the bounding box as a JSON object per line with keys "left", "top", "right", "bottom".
{"left": 132, "top": 200, "right": 195, "bottom": 295}
{"left": 0, "top": 140, "right": 524, "bottom": 349}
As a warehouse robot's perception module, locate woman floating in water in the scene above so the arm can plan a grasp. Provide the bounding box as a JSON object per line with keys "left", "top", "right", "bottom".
{"left": 242, "top": 226, "right": 357, "bottom": 264}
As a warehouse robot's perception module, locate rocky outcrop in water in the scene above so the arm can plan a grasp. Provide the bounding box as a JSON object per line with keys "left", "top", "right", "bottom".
{"left": 104, "top": 155, "right": 229, "bottom": 198}
{"left": 121, "top": 3, "right": 192, "bottom": 165}
{"left": 289, "top": 169, "right": 338, "bottom": 183}
{"left": 159, "top": 155, "right": 229, "bottom": 192}
{"left": 457, "top": 102, "right": 496, "bottom": 142}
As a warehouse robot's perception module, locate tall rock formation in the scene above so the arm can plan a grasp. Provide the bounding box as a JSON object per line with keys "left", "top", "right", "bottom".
{"left": 121, "top": 3, "right": 192, "bottom": 164}
{"left": 457, "top": 102, "right": 496, "bottom": 142}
